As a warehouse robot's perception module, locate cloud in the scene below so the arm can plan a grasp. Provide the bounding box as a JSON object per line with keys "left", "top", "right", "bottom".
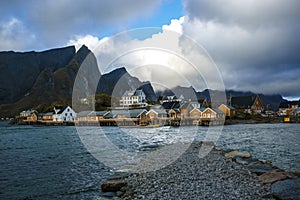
{"left": 67, "top": 17, "right": 225, "bottom": 93}
{"left": 0, "top": 0, "right": 163, "bottom": 49}
{"left": 181, "top": 0, "right": 300, "bottom": 97}
{"left": 0, "top": 18, "right": 37, "bottom": 51}
{"left": 28, "top": 0, "right": 162, "bottom": 46}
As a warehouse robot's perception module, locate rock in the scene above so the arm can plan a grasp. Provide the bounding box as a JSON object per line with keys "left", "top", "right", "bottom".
{"left": 101, "top": 178, "right": 127, "bottom": 192}
{"left": 258, "top": 172, "right": 288, "bottom": 184}
{"left": 93, "top": 197, "right": 110, "bottom": 200}
{"left": 271, "top": 178, "right": 300, "bottom": 200}
{"left": 116, "top": 191, "right": 124, "bottom": 197}
{"left": 214, "top": 146, "right": 223, "bottom": 151}
{"left": 102, "top": 192, "right": 116, "bottom": 198}
{"left": 247, "top": 163, "right": 282, "bottom": 175}
{"left": 225, "top": 150, "right": 251, "bottom": 158}
{"left": 234, "top": 156, "right": 259, "bottom": 165}
{"left": 286, "top": 172, "right": 300, "bottom": 179}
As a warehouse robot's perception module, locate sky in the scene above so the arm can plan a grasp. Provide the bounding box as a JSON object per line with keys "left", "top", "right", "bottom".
{"left": 0, "top": 0, "right": 299, "bottom": 100}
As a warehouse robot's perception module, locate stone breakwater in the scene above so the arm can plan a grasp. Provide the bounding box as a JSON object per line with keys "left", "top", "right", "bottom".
{"left": 100, "top": 142, "right": 300, "bottom": 200}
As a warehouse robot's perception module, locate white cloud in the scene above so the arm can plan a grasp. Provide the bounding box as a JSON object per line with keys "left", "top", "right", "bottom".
{"left": 0, "top": 18, "right": 37, "bottom": 51}
{"left": 162, "top": 16, "right": 184, "bottom": 34}
{"left": 67, "top": 17, "right": 225, "bottom": 92}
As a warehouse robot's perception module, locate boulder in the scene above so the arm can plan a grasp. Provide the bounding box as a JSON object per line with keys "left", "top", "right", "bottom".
{"left": 224, "top": 150, "right": 251, "bottom": 158}
{"left": 285, "top": 172, "right": 300, "bottom": 179}
{"left": 234, "top": 156, "right": 259, "bottom": 165}
{"left": 247, "top": 163, "right": 282, "bottom": 175}
{"left": 101, "top": 178, "right": 127, "bottom": 192}
{"left": 102, "top": 192, "right": 116, "bottom": 198}
{"left": 259, "top": 172, "right": 288, "bottom": 184}
{"left": 271, "top": 178, "right": 300, "bottom": 200}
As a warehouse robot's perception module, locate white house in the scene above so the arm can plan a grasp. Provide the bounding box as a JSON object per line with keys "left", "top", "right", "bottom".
{"left": 53, "top": 106, "right": 76, "bottom": 122}
{"left": 120, "top": 89, "right": 147, "bottom": 107}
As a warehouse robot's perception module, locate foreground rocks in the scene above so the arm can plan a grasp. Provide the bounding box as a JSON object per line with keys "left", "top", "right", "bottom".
{"left": 100, "top": 142, "right": 299, "bottom": 199}
{"left": 271, "top": 178, "right": 300, "bottom": 200}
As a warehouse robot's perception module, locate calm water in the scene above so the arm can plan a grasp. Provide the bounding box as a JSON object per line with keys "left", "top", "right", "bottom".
{"left": 0, "top": 122, "right": 299, "bottom": 199}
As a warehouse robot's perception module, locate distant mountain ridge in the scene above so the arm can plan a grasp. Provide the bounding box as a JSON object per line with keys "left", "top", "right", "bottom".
{"left": 0, "top": 46, "right": 285, "bottom": 117}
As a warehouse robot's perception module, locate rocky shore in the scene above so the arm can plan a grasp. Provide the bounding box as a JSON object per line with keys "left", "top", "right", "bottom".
{"left": 100, "top": 142, "right": 300, "bottom": 200}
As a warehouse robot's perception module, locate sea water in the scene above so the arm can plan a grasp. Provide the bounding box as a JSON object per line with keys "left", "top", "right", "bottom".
{"left": 0, "top": 122, "right": 299, "bottom": 199}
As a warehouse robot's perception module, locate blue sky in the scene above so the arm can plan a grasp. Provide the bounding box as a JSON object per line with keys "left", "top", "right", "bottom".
{"left": 0, "top": 0, "right": 299, "bottom": 99}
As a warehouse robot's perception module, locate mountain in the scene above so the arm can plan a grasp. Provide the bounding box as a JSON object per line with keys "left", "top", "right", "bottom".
{"left": 156, "top": 87, "right": 284, "bottom": 111}
{"left": 96, "top": 67, "right": 157, "bottom": 101}
{"left": 0, "top": 46, "right": 75, "bottom": 104}
{"left": 0, "top": 45, "right": 285, "bottom": 117}
{"left": 0, "top": 45, "right": 97, "bottom": 117}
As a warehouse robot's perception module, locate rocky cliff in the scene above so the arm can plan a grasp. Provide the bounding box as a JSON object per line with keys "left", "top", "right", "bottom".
{"left": 0, "top": 46, "right": 75, "bottom": 104}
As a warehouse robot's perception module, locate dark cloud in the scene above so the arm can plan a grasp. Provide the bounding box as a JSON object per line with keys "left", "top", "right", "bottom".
{"left": 0, "top": 0, "right": 162, "bottom": 49}
{"left": 182, "top": 0, "right": 300, "bottom": 98}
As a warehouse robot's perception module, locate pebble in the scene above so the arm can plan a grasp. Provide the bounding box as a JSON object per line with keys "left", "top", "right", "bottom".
{"left": 122, "top": 142, "right": 273, "bottom": 199}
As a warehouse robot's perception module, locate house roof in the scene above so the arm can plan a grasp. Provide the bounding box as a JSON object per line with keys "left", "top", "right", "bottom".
{"left": 44, "top": 112, "right": 54, "bottom": 116}
{"left": 231, "top": 96, "right": 255, "bottom": 109}
{"left": 77, "top": 111, "right": 93, "bottom": 117}
{"left": 147, "top": 109, "right": 167, "bottom": 115}
{"left": 161, "top": 101, "right": 180, "bottom": 109}
{"left": 189, "top": 108, "right": 205, "bottom": 113}
{"left": 180, "top": 102, "right": 190, "bottom": 109}
{"left": 54, "top": 106, "right": 68, "bottom": 114}
{"left": 88, "top": 111, "right": 109, "bottom": 116}
{"left": 162, "top": 95, "right": 178, "bottom": 101}
{"left": 167, "top": 108, "right": 180, "bottom": 113}
{"left": 214, "top": 108, "right": 225, "bottom": 114}
{"left": 220, "top": 104, "right": 235, "bottom": 110}
{"left": 122, "top": 89, "right": 145, "bottom": 97}
{"left": 134, "top": 90, "right": 145, "bottom": 96}
{"left": 129, "top": 109, "right": 147, "bottom": 118}
{"left": 110, "top": 109, "right": 147, "bottom": 118}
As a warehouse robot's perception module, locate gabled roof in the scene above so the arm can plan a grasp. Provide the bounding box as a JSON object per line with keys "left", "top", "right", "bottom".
{"left": 122, "top": 89, "right": 145, "bottom": 97}
{"left": 180, "top": 101, "right": 200, "bottom": 109}
{"left": 147, "top": 109, "right": 167, "bottom": 115}
{"left": 189, "top": 108, "right": 205, "bottom": 113}
{"left": 167, "top": 108, "right": 180, "bottom": 113}
{"left": 231, "top": 96, "right": 255, "bottom": 109}
{"left": 220, "top": 104, "right": 235, "bottom": 110}
{"left": 129, "top": 109, "right": 147, "bottom": 118}
{"left": 77, "top": 111, "right": 93, "bottom": 117}
{"left": 20, "top": 110, "right": 37, "bottom": 115}
{"left": 54, "top": 106, "right": 68, "bottom": 114}
{"left": 180, "top": 102, "right": 190, "bottom": 109}
{"left": 162, "top": 101, "right": 180, "bottom": 109}
{"left": 214, "top": 108, "right": 225, "bottom": 114}
{"left": 134, "top": 90, "right": 145, "bottom": 96}
{"left": 44, "top": 112, "right": 54, "bottom": 116}
{"left": 88, "top": 111, "right": 109, "bottom": 116}
{"left": 162, "top": 95, "right": 178, "bottom": 101}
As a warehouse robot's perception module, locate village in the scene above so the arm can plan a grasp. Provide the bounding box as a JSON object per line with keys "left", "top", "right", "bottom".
{"left": 16, "top": 89, "right": 300, "bottom": 126}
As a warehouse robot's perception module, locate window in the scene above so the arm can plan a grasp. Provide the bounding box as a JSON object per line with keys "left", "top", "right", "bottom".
{"left": 193, "top": 112, "right": 198, "bottom": 118}
{"left": 65, "top": 113, "right": 67, "bottom": 116}
{"left": 70, "top": 113, "right": 72, "bottom": 116}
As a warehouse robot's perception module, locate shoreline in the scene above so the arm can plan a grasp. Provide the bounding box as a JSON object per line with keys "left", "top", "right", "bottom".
{"left": 6, "top": 117, "right": 300, "bottom": 127}
{"left": 100, "top": 142, "right": 300, "bottom": 200}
